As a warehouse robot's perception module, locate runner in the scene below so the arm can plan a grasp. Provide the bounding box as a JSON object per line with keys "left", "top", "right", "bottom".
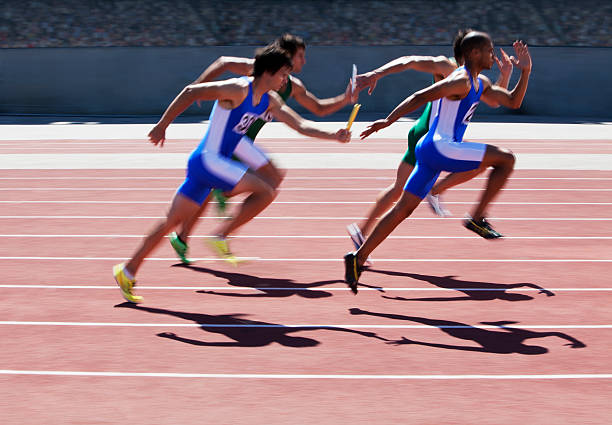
{"left": 346, "top": 29, "right": 514, "bottom": 260}
{"left": 343, "top": 33, "right": 532, "bottom": 292}
{"left": 113, "top": 46, "right": 351, "bottom": 303}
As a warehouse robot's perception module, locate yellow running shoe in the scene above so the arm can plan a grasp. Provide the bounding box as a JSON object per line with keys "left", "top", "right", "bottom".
{"left": 113, "top": 263, "right": 143, "bottom": 303}
{"left": 206, "top": 237, "right": 242, "bottom": 266}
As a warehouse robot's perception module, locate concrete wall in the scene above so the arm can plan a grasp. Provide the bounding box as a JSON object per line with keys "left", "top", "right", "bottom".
{"left": 1, "top": 45, "right": 610, "bottom": 118}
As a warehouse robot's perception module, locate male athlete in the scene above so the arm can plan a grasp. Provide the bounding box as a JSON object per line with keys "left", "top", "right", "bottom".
{"left": 344, "top": 33, "right": 532, "bottom": 292}
{"left": 346, "top": 29, "right": 514, "bottom": 258}
{"left": 169, "top": 34, "right": 357, "bottom": 264}
{"left": 113, "top": 46, "right": 351, "bottom": 303}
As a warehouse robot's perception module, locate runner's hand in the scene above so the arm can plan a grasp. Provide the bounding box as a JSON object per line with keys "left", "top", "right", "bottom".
{"left": 494, "top": 48, "right": 514, "bottom": 80}
{"left": 356, "top": 72, "right": 378, "bottom": 95}
{"left": 512, "top": 40, "right": 532, "bottom": 72}
{"left": 360, "top": 118, "right": 389, "bottom": 139}
{"left": 335, "top": 128, "right": 351, "bottom": 143}
{"left": 148, "top": 124, "right": 166, "bottom": 147}
{"left": 344, "top": 79, "right": 359, "bottom": 104}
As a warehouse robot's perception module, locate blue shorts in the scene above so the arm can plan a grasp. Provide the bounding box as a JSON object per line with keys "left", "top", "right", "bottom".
{"left": 404, "top": 135, "right": 486, "bottom": 199}
{"left": 177, "top": 136, "right": 271, "bottom": 205}
{"left": 177, "top": 152, "right": 247, "bottom": 205}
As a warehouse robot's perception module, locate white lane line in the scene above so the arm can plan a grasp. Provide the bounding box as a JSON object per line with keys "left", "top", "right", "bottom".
{"left": 0, "top": 176, "right": 611, "bottom": 181}
{"left": 1, "top": 234, "right": 611, "bottom": 240}
{"left": 1, "top": 200, "right": 611, "bottom": 206}
{"left": 1, "top": 285, "right": 611, "bottom": 292}
{"left": 1, "top": 187, "right": 612, "bottom": 191}
{"left": 2, "top": 370, "right": 612, "bottom": 380}
{"left": 0, "top": 257, "right": 610, "bottom": 262}
{"left": 1, "top": 321, "right": 611, "bottom": 329}
{"left": 0, "top": 216, "right": 611, "bottom": 221}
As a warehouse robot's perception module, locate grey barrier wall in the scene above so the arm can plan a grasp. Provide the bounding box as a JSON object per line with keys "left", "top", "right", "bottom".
{"left": 1, "top": 45, "right": 610, "bottom": 118}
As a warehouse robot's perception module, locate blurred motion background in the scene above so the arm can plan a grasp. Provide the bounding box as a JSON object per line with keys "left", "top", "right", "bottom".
{"left": 1, "top": 0, "right": 610, "bottom": 118}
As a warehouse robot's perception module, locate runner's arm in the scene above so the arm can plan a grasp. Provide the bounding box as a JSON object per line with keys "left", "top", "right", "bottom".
{"left": 148, "top": 79, "right": 247, "bottom": 146}
{"left": 356, "top": 55, "right": 456, "bottom": 94}
{"left": 192, "top": 56, "right": 254, "bottom": 84}
{"left": 290, "top": 77, "right": 355, "bottom": 116}
{"left": 267, "top": 92, "right": 351, "bottom": 143}
{"left": 482, "top": 48, "right": 514, "bottom": 108}
{"left": 360, "top": 74, "right": 471, "bottom": 139}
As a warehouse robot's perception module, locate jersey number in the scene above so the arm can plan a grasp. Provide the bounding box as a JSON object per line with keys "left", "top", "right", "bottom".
{"left": 462, "top": 102, "right": 479, "bottom": 125}
{"left": 234, "top": 113, "right": 259, "bottom": 134}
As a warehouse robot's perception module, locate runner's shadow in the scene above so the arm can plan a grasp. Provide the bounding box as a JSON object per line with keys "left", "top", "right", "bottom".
{"left": 174, "top": 264, "right": 339, "bottom": 299}
{"left": 367, "top": 269, "right": 554, "bottom": 302}
{"left": 349, "top": 308, "right": 585, "bottom": 355}
{"left": 114, "top": 302, "right": 386, "bottom": 347}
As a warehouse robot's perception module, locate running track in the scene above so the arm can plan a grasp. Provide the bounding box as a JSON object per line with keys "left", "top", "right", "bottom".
{"left": 1, "top": 121, "right": 611, "bottom": 424}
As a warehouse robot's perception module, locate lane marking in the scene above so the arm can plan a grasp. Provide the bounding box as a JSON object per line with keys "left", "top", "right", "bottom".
{"left": 1, "top": 187, "right": 612, "bottom": 191}
{"left": 1, "top": 176, "right": 612, "bottom": 181}
{"left": 1, "top": 200, "right": 611, "bottom": 206}
{"left": 1, "top": 285, "right": 611, "bottom": 291}
{"left": 0, "top": 215, "right": 611, "bottom": 221}
{"left": 2, "top": 370, "right": 612, "bottom": 380}
{"left": 0, "top": 234, "right": 611, "bottom": 240}
{"left": 0, "top": 257, "right": 610, "bottom": 262}
{"left": 1, "top": 321, "right": 611, "bottom": 329}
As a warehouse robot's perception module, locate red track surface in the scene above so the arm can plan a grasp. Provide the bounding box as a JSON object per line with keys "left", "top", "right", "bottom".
{"left": 1, "top": 135, "right": 612, "bottom": 424}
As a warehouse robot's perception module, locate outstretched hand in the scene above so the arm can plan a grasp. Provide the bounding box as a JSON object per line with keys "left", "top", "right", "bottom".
{"left": 344, "top": 79, "right": 359, "bottom": 104}
{"left": 512, "top": 40, "right": 532, "bottom": 72}
{"left": 360, "top": 119, "right": 389, "bottom": 139}
{"left": 355, "top": 72, "right": 378, "bottom": 95}
{"left": 148, "top": 124, "right": 166, "bottom": 147}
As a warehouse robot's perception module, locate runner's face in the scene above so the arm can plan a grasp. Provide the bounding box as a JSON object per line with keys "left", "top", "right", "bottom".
{"left": 271, "top": 65, "right": 292, "bottom": 90}
{"left": 481, "top": 41, "right": 495, "bottom": 69}
{"left": 291, "top": 48, "right": 306, "bottom": 73}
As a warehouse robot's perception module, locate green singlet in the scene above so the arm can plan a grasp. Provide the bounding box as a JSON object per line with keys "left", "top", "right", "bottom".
{"left": 244, "top": 76, "right": 293, "bottom": 141}
{"left": 402, "top": 101, "right": 432, "bottom": 166}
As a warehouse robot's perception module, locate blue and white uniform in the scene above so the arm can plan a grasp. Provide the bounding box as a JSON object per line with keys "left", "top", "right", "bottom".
{"left": 177, "top": 78, "right": 272, "bottom": 204}
{"left": 404, "top": 66, "right": 486, "bottom": 198}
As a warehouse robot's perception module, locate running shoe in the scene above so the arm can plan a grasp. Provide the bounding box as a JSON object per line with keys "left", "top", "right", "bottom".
{"left": 207, "top": 236, "right": 241, "bottom": 266}
{"left": 346, "top": 223, "right": 373, "bottom": 267}
{"left": 113, "top": 263, "right": 143, "bottom": 303}
{"left": 426, "top": 194, "right": 452, "bottom": 217}
{"left": 463, "top": 215, "right": 503, "bottom": 239}
{"left": 343, "top": 251, "right": 363, "bottom": 294}
{"left": 169, "top": 232, "right": 191, "bottom": 264}
{"left": 212, "top": 189, "right": 228, "bottom": 216}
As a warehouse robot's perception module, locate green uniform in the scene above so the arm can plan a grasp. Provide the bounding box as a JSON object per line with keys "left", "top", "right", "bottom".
{"left": 245, "top": 76, "right": 293, "bottom": 141}
{"left": 402, "top": 101, "right": 432, "bottom": 166}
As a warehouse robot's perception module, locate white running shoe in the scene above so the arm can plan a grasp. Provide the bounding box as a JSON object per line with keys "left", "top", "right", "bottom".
{"left": 426, "top": 194, "right": 452, "bottom": 217}
{"left": 346, "top": 223, "right": 373, "bottom": 267}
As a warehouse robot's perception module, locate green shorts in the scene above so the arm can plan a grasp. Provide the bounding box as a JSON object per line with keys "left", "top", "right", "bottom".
{"left": 401, "top": 102, "right": 432, "bottom": 166}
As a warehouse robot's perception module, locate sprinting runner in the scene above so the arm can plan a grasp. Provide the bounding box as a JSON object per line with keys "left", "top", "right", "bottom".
{"left": 113, "top": 46, "right": 351, "bottom": 303}
{"left": 344, "top": 33, "right": 532, "bottom": 292}
{"left": 346, "top": 29, "right": 514, "bottom": 258}
{"left": 169, "top": 33, "right": 357, "bottom": 264}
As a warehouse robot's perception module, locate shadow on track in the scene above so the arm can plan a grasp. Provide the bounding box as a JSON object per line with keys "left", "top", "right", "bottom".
{"left": 174, "top": 263, "right": 341, "bottom": 299}
{"left": 115, "top": 302, "right": 387, "bottom": 347}
{"left": 350, "top": 308, "right": 585, "bottom": 355}
{"left": 366, "top": 269, "right": 555, "bottom": 302}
